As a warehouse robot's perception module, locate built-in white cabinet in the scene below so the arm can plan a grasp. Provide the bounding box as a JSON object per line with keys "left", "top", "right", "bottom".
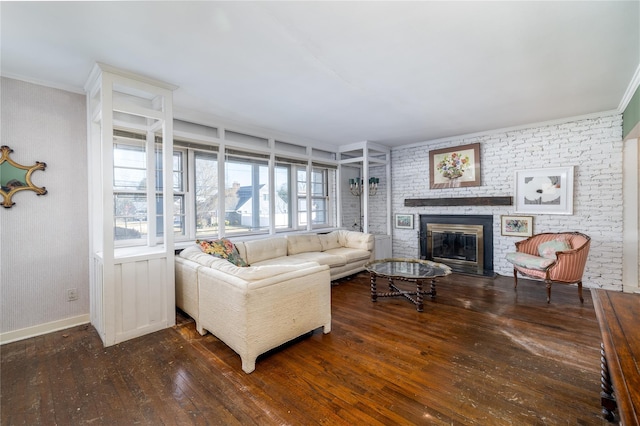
{"left": 85, "top": 64, "right": 177, "bottom": 346}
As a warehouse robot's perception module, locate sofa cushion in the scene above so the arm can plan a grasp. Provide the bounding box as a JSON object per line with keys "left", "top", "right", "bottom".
{"left": 506, "top": 252, "right": 556, "bottom": 270}
{"left": 250, "top": 256, "right": 316, "bottom": 267}
{"left": 288, "top": 252, "right": 346, "bottom": 268}
{"left": 196, "top": 238, "right": 248, "bottom": 267}
{"left": 324, "top": 247, "right": 372, "bottom": 263}
{"left": 538, "top": 239, "right": 571, "bottom": 259}
{"left": 206, "top": 257, "right": 322, "bottom": 281}
{"left": 243, "top": 237, "right": 288, "bottom": 265}
{"left": 286, "top": 234, "right": 323, "bottom": 255}
{"left": 318, "top": 232, "right": 341, "bottom": 251}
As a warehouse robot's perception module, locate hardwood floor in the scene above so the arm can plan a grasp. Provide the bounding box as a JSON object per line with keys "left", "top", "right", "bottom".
{"left": 2, "top": 273, "right": 609, "bottom": 425}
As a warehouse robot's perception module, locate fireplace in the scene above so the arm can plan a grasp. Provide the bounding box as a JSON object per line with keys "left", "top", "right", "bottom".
{"left": 419, "top": 215, "right": 494, "bottom": 277}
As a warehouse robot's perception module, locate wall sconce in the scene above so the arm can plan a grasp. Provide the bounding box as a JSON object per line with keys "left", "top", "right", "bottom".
{"left": 349, "top": 177, "right": 379, "bottom": 196}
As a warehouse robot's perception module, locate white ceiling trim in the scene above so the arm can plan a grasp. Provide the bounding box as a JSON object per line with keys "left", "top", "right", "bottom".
{"left": 618, "top": 64, "right": 640, "bottom": 113}
{"left": 0, "top": 72, "right": 85, "bottom": 95}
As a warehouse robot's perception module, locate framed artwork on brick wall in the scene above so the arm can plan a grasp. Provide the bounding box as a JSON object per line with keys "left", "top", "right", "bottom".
{"left": 429, "top": 143, "right": 481, "bottom": 189}
{"left": 514, "top": 166, "right": 574, "bottom": 215}
{"left": 395, "top": 214, "right": 413, "bottom": 229}
{"left": 501, "top": 215, "right": 533, "bottom": 237}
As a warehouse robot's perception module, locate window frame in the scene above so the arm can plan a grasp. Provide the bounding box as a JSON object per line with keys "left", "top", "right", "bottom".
{"left": 112, "top": 130, "right": 340, "bottom": 248}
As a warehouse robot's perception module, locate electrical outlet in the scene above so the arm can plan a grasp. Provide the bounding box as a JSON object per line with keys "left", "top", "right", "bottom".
{"left": 67, "top": 288, "right": 78, "bottom": 302}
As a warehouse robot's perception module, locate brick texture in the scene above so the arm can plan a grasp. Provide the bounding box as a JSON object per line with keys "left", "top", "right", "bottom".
{"left": 383, "top": 113, "right": 624, "bottom": 291}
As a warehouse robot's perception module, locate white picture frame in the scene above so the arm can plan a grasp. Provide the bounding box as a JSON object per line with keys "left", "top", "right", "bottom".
{"left": 514, "top": 166, "right": 574, "bottom": 215}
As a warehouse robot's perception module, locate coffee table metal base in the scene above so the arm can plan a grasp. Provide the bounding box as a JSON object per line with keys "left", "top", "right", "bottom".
{"left": 370, "top": 274, "right": 437, "bottom": 312}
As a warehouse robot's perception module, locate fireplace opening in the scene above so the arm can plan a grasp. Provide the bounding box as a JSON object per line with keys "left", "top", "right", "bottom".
{"left": 420, "top": 215, "right": 494, "bottom": 277}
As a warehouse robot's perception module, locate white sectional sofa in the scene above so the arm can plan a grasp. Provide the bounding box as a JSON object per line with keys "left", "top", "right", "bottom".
{"left": 175, "top": 230, "right": 374, "bottom": 373}
{"left": 235, "top": 230, "right": 374, "bottom": 280}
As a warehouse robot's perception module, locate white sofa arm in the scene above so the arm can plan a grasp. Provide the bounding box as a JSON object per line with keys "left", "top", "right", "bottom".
{"left": 175, "top": 256, "right": 202, "bottom": 332}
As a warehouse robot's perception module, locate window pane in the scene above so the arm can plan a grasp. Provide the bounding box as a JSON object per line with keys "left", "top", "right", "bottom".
{"left": 311, "top": 198, "right": 327, "bottom": 224}
{"left": 155, "top": 150, "right": 183, "bottom": 191}
{"left": 297, "top": 168, "right": 307, "bottom": 194}
{"left": 114, "top": 193, "right": 147, "bottom": 241}
{"left": 173, "top": 195, "right": 185, "bottom": 236}
{"left": 173, "top": 151, "right": 184, "bottom": 192}
{"left": 195, "top": 152, "right": 218, "bottom": 236}
{"left": 114, "top": 144, "right": 146, "bottom": 190}
{"left": 297, "top": 198, "right": 307, "bottom": 226}
{"left": 311, "top": 170, "right": 325, "bottom": 196}
{"left": 274, "top": 165, "right": 291, "bottom": 229}
{"left": 225, "top": 157, "right": 269, "bottom": 234}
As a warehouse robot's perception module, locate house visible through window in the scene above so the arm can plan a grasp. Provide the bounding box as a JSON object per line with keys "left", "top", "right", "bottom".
{"left": 224, "top": 152, "right": 269, "bottom": 235}
{"left": 112, "top": 132, "right": 337, "bottom": 246}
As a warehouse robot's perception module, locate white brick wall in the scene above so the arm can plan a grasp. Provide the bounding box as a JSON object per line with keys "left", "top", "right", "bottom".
{"left": 390, "top": 113, "right": 624, "bottom": 291}
{"left": 367, "top": 164, "right": 388, "bottom": 235}
{"left": 341, "top": 165, "right": 362, "bottom": 231}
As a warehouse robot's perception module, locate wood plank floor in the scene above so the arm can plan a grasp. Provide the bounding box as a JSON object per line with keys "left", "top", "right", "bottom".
{"left": 2, "top": 273, "right": 609, "bottom": 425}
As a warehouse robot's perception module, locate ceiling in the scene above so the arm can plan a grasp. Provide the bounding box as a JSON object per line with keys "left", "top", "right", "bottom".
{"left": 2, "top": 1, "right": 639, "bottom": 149}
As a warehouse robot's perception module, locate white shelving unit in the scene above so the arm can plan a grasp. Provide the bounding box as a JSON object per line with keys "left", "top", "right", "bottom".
{"left": 85, "top": 63, "right": 178, "bottom": 346}
{"left": 339, "top": 140, "right": 392, "bottom": 242}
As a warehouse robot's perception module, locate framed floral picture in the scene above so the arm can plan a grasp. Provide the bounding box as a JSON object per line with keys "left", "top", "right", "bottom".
{"left": 395, "top": 214, "right": 414, "bottom": 229}
{"left": 514, "top": 166, "right": 574, "bottom": 215}
{"left": 501, "top": 215, "right": 533, "bottom": 237}
{"left": 429, "top": 143, "right": 481, "bottom": 189}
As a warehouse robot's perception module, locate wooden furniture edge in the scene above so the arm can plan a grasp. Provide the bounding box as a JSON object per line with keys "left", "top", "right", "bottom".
{"left": 591, "top": 289, "right": 640, "bottom": 425}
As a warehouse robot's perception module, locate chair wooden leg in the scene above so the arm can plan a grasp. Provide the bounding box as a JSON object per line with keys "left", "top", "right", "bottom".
{"left": 578, "top": 281, "right": 584, "bottom": 303}
{"left": 545, "top": 280, "right": 552, "bottom": 303}
{"left": 513, "top": 268, "right": 518, "bottom": 289}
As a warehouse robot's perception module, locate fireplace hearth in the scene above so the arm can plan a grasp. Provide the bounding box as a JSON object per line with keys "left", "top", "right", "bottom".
{"left": 419, "top": 215, "right": 495, "bottom": 277}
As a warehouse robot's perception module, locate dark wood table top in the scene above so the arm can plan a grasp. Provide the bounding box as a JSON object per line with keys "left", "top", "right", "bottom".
{"left": 591, "top": 289, "right": 640, "bottom": 426}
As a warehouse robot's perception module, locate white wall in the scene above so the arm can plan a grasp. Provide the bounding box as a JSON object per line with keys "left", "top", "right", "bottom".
{"left": 390, "top": 113, "right": 624, "bottom": 291}
{"left": 1, "top": 78, "right": 89, "bottom": 340}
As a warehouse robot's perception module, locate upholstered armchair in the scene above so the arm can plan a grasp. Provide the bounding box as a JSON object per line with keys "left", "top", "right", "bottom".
{"left": 506, "top": 232, "right": 591, "bottom": 303}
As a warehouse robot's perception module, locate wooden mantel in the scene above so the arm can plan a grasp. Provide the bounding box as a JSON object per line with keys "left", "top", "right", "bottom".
{"left": 404, "top": 196, "right": 512, "bottom": 207}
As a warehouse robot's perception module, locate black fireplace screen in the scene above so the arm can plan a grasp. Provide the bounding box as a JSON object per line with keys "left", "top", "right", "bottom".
{"left": 432, "top": 232, "right": 477, "bottom": 263}
{"left": 419, "top": 214, "right": 494, "bottom": 276}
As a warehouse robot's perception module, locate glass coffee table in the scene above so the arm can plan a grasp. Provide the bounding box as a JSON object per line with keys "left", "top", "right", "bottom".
{"left": 364, "top": 258, "right": 452, "bottom": 312}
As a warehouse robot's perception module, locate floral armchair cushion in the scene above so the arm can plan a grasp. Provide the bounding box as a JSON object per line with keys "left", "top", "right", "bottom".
{"left": 538, "top": 239, "right": 571, "bottom": 259}
{"left": 196, "top": 238, "right": 249, "bottom": 267}
{"left": 506, "top": 252, "right": 556, "bottom": 271}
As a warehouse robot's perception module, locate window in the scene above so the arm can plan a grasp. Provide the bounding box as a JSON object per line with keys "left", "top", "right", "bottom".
{"left": 113, "top": 143, "right": 147, "bottom": 242}
{"left": 224, "top": 152, "right": 270, "bottom": 235}
{"left": 274, "top": 162, "right": 293, "bottom": 230}
{"left": 113, "top": 139, "right": 184, "bottom": 244}
{"left": 296, "top": 165, "right": 336, "bottom": 228}
{"left": 112, "top": 131, "right": 338, "bottom": 247}
{"left": 164, "top": 149, "right": 186, "bottom": 237}
{"left": 194, "top": 152, "right": 218, "bottom": 237}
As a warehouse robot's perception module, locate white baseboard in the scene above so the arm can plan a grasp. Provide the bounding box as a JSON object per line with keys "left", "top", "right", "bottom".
{"left": 0, "top": 314, "right": 91, "bottom": 345}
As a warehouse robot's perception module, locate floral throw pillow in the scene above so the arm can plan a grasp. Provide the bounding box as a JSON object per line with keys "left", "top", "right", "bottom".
{"left": 538, "top": 239, "right": 571, "bottom": 259}
{"left": 196, "top": 238, "right": 249, "bottom": 267}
